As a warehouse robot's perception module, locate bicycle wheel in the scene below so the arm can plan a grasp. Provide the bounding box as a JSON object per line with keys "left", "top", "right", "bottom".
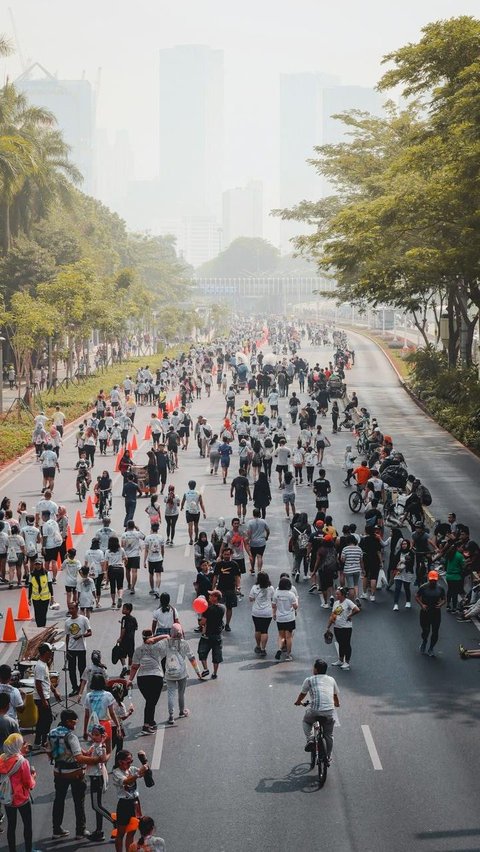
{"left": 310, "top": 748, "right": 316, "bottom": 771}
{"left": 317, "top": 738, "right": 328, "bottom": 788}
{"left": 348, "top": 491, "right": 362, "bottom": 513}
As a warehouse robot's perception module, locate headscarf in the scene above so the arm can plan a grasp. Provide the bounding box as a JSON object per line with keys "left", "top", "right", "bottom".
{"left": 2, "top": 732, "right": 23, "bottom": 757}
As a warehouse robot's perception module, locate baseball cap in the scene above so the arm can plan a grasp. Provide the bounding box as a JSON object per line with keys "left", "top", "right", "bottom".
{"left": 323, "top": 534, "right": 333, "bottom": 542}
{"left": 315, "top": 520, "right": 324, "bottom": 528}
{"left": 427, "top": 570, "right": 439, "bottom": 581}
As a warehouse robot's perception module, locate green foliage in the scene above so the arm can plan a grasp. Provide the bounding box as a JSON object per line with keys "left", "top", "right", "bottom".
{"left": 196, "top": 237, "right": 280, "bottom": 277}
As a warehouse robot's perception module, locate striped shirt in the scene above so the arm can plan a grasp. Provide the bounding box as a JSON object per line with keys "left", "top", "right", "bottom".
{"left": 341, "top": 544, "right": 363, "bottom": 573}
{"left": 301, "top": 674, "right": 338, "bottom": 712}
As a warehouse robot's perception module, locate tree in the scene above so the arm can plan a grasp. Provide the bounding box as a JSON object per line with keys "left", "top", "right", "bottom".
{"left": 0, "top": 291, "right": 56, "bottom": 390}
{"left": 196, "top": 238, "right": 280, "bottom": 277}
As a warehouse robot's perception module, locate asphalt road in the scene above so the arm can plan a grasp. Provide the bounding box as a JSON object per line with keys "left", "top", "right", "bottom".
{"left": 0, "top": 332, "right": 479, "bottom": 852}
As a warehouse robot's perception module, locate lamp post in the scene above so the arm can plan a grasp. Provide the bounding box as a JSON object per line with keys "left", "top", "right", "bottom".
{"left": 0, "top": 335, "right": 5, "bottom": 413}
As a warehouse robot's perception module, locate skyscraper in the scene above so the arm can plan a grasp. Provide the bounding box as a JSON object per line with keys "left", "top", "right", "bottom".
{"left": 158, "top": 45, "right": 224, "bottom": 219}
{"left": 222, "top": 180, "right": 263, "bottom": 247}
{"left": 16, "top": 63, "right": 95, "bottom": 194}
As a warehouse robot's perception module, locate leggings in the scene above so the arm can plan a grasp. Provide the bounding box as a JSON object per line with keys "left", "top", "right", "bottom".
{"left": 306, "top": 466, "right": 314, "bottom": 484}
{"left": 89, "top": 776, "right": 112, "bottom": 832}
{"left": 5, "top": 801, "right": 33, "bottom": 852}
{"left": 334, "top": 627, "right": 352, "bottom": 663}
{"left": 447, "top": 579, "right": 463, "bottom": 610}
{"left": 137, "top": 675, "right": 163, "bottom": 726}
{"left": 108, "top": 567, "right": 124, "bottom": 594}
{"left": 166, "top": 515, "right": 178, "bottom": 541}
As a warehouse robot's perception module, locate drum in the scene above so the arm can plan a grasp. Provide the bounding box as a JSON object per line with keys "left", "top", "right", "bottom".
{"left": 17, "top": 688, "right": 38, "bottom": 730}
{"left": 49, "top": 671, "right": 59, "bottom": 688}
{"left": 19, "top": 678, "right": 35, "bottom": 689}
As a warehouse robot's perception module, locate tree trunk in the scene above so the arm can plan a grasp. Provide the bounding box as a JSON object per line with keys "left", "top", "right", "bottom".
{"left": 447, "top": 290, "right": 458, "bottom": 367}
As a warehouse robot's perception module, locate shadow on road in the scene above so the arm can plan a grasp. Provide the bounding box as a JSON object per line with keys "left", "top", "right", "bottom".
{"left": 256, "top": 762, "right": 321, "bottom": 794}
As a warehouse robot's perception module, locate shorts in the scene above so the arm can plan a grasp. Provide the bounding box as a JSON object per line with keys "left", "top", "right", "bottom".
{"left": 277, "top": 620, "right": 295, "bottom": 633}
{"left": 283, "top": 493, "right": 295, "bottom": 505}
{"left": 116, "top": 797, "right": 137, "bottom": 827}
{"left": 365, "top": 561, "right": 380, "bottom": 582}
{"left": 45, "top": 547, "right": 60, "bottom": 561}
{"left": 126, "top": 557, "right": 140, "bottom": 570}
{"left": 186, "top": 512, "right": 200, "bottom": 524}
{"left": 42, "top": 467, "right": 56, "bottom": 479}
{"left": 276, "top": 464, "right": 288, "bottom": 473}
{"left": 318, "top": 570, "right": 336, "bottom": 592}
{"left": 316, "top": 499, "right": 329, "bottom": 510}
{"left": 65, "top": 585, "right": 77, "bottom": 593}
{"left": 234, "top": 499, "right": 247, "bottom": 508}
{"left": 344, "top": 571, "right": 360, "bottom": 589}
{"left": 234, "top": 558, "right": 246, "bottom": 575}
{"left": 252, "top": 615, "right": 272, "bottom": 632}
{"left": 270, "top": 405, "right": 278, "bottom": 413}
{"left": 222, "top": 590, "right": 238, "bottom": 609}
{"left": 220, "top": 459, "right": 230, "bottom": 468}
{"left": 250, "top": 545, "right": 266, "bottom": 558}
{"left": 198, "top": 635, "right": 223, "bottom": 664}
{"left": 108, "top": 566, "right": 124, "bottom": 591}
{"left": 148, "top": 561, "right": 164, "bottom": 574}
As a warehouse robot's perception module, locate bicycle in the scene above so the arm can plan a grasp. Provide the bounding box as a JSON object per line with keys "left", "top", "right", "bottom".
{"left": 355, "top": 429, "right": 369, "bottom": 455}
{"left": 348, "top": 484, "right": 368, "bottom": 513}
{"left": 302, "top": 701, "right": 329, "bottom": 788}
{"left": 76, "top": 475, "right": 87, "bottom": 502}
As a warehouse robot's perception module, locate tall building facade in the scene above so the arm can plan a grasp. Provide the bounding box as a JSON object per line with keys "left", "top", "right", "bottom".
{"left": 222, "top": 180, "right": 263, "bottom": 247}
{"left": 158, "top": 45, "right": 224, "bottom": 220}
{"left": 16, "top": 64, "right": 95, "bottom": 194}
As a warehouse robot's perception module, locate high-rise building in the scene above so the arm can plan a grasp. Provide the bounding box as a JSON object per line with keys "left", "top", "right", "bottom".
{"left": 158, "top": 45, "right": 224, "bottom": 220}
{"left": 279, "top": 74, "right": 383, "bottom": 251}
{"left": 16, "top": 63, "right": 96, "bottom": 194}
{"left": 96, "top": 129, "right": 134, "bottom": 211}
{"left": 222, "top": 180, "right": 263, "bottom": 247}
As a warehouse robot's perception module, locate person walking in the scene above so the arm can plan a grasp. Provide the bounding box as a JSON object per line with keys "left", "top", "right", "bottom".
{"left": 0, "top": 733, "right": 37, "bottom": 852}
{"left": 126, "top": 630, "right": 164, "bottom": 733}
{"left": 104, "top": 536, "right": 127, "bottom": 610}
{"left": 122, "top": 475, "right": 142, "bottom": 529}
{"left": 249, "top": 571, "right": 274, "bottom": 656}
{"left": 144, "top": 523, "right": 165, "bottom": 598}
{"left": 164, "top": 485, "right": 180, "bottom": 546}
{"left": 392, "top": 539, "right": 415, "bottom": 610}
{"left": 291, "top": 513, "right": 311, "bottom": 583}
{"left": 272, "top": 576, "right": 299, "bottom": 661}
{"left": 146, "top": 623, "right": 202, "bottom": 724}
{"left": 181, "top": 480, "right": 206, "bottom": 545}
{"left": 444, "top": 542, "right": 465, "bottom": 613}
{"left": 32, "top": 642, "right": 61, "bottom": 754}
{"left": 28, "top": 558, "right": 53, "bottom": 626}
{"left": 253, "top": 471, "right": 271, "bottom": 519}
{"left": 198, "top": 590, "right": 226, "bottom": 680}
{"left": 246, "top": 509, "right": 270, "bottom": 573}
{"left": 65, "top": 601, "right": 92, "bottom": 697}
{"left": 48, "top": 708, "right": 104, "bottom": 841}
{"left": 415, "top": 569, "right": 446, "bottom": 656}
{"left": 326, "top": 587, "right": 360, "bottom": 671}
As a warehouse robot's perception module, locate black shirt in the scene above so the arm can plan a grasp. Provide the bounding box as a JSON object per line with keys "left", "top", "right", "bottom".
{"left": 123, "top": 481, "right": 140, "bottom": 501}
{"left": 214, "top": 560, "right": 241, "bottom": 592}
{"left": 195, "top": 571, "right": 213, "bottom": 598}
{"left": 231, "top": 476, "right": 249, "bottom": 503}
{"left": 361, "top": 534, "right": 381, "bottom": 564}
{"left": 203, "top": 603, "right": 225, "bottom": 636}
{"left": 417, "top": 583, "right": 445, "bottom": 609}
{"left": 313, "top": 479, "right": 330, "bottom": 500}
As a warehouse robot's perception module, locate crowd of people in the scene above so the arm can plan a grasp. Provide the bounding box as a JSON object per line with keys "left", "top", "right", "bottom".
{"left": 0, "top": 317, "right": 478, "bottom": 850}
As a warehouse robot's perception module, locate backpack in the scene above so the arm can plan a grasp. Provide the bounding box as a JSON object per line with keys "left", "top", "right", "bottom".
{"left": 321, "top": 547, "right": 338, "bottom": 572}
{"left": 48, "top": 726, "right": 72, "bottom": 765}
{"left": 203, "top": 427, "right": 212, "bottom": 438}
{"left": 294, "top": 527, "right": 309, "bottom": 551}
{"left": 417, "top": 485, "right": 432, "bottom": 506}
{"left": 165, "top": 645, "right": 186, "bottom": 680}
{"left": 0, "top": 757, "right": 24, "bottom": 805}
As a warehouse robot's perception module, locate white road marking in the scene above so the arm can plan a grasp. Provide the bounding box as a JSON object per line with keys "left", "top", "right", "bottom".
{"left": 151, "top": 725, "right": 165, "bottom": 770}
{"left": 361, "top": 725, "right": 383, "bottom": 770}
{"left": 176, "top": 584, "right": 185, "bottom": 605}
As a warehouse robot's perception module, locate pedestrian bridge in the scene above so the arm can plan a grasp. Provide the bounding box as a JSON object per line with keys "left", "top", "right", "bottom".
{"left": 193, "top": 276, "right": 335, "bottom": 308}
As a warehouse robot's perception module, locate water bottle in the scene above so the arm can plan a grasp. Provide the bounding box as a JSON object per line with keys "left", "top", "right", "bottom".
{"left": 137, "top": 751, "right": 154, "bottom": 788}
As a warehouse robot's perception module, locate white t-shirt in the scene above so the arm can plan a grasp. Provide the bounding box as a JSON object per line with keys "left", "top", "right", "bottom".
{"left": 36, "top": 498, "right": 58, "bottom": 518}
{"left": 121, "top": 530, "right": 145, "bottom": 558}
{"left": 250, "top": 585, "right": 274, "bottom": 618}
{"left": 184, "top": 490, "right": 201, "bottom": 514}
{"left": 0, "top": 683, "right": 24, "bottom": 718}
{"left": 275, "top": 447, "right": 291, "bottom": 466}
{"left": 33, "top": 660, "right": 51, "bottom": 701}
{"left": 62, "top": 558, "right": 82, "bottom": 587}
{"left": 272, "top": 589, "right": 298, "bottom": 622}
{"left": 40, "top": 449, "right": 58, "bottom": 468}
{"left": 145, "top": 534, "right": 165, "bottom": 562}
{"left": 331, "top": 597, "right": 356, "bottom": 629}
{"left": 84, "top": 548, "right": 104, "bottom": 578}
{"left": 300, "top": 674, "right": 338, "bottom": 713}
{"left": 85, "top": 689, "right": 115, "bottom": 720}
{"left": 65, "top": 615, "right": 91, "bottom": 651}
{"left": 22, "top": 526, "right": 40, "bottom": 557}
{"left": 105, "top": 547, "right": 126, "bottom": 568}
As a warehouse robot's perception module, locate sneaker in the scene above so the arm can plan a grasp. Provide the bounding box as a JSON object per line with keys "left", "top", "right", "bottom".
{"left": 331, "top": 660, "right": 342, "bottom": 666}
{"left": 31, "top": 744, "right": 47, "bottom": 754}
{"left": 254, "top": 646, "right": 262, "bottom": 654}
{"left": 340, "top": 662, "right": 350, "bottom": 670}
{"left": 427, "top": 647, "right": 435, "bottom": 657}
{"left": 52, "top": 828, "right": 70, "bottom": 839}
{"left": 304, "top": 741, "right": 315, "bottom": 753}
{"left": 308, "top": 584, "right": 318, "bottom": 594}
{"left": 166, "top": 539, "right": 170, "bottom": 545}
{"left": 284, "top": 654, "right": 293, "bottom": 661}
{"left": 274, "top": 650, "right": 282, "bottom": 661}
{"left": 405, "top": 602, "right": 411, "bottom": 608}
{"left": 50, "top": 602, "right": 60, "bottom": 610}
{"left": 193, "top": 626, "right": 202, "bottom": 633}
{"left": 393, "top": 604, "right": 399, "bottom": 611}
{"left": 201, "top": 669, "right": 210, "bottom": 678}
{"left": 129, "top": 588, "right": 135, "bottom": 594}
{"left": 259, "top": 649, "right": 267, "bottom": 657}
{"left": 111, "top": 603, "right": 116, "bottom": 609}
{"left": 360, "top": 593, "right": 368, "bottom": 600}
{"left": 329, "top": 596, "right": 335, "bottom": 607}
{"left": 117, "top": 599, "right": 122, "bottom": 608}
{"left": 224, "top": 624, "right": 231, "bottom": 632}
{"left": 419, "top": 641, "right": 427, "bottom": 654}
{"left": 120, "top": 666, "right": 129, "bottom": 678}
{"left": 76, "top": 830, "right": 91, "bottom": 839}
{"left": 211, "top": 673, "right": 218, "bottom": 679}
{"left": 179, "top": 709, "right": 190, "bottom": 717}
{"left": 68, "top": 688, "right": 79, "bottom": 697}
{"left": 370, "top": 595, "right": 376, "bottom": 602}
{"left": 320, "top": 602, "right": 330, "bottom": 609}
{"left": 149, "top": 590, "right": 156, "bottom": 596}
{"left": 237, "top": 591, "right": 244, "bottom": 598}
{"left": 141, "top": 725, "right": 155, "bottom": 734}
{"left": 295, "top": 572, "right": 300, "bottom": 583}
{"left": 89, "top": 831, "right": 105, "bottom": 842}
{"left": 459, "top": 644, "right": 468, "bottom": 659}
{"left": 167, "top": 715, "right": 175, "bottom": 725}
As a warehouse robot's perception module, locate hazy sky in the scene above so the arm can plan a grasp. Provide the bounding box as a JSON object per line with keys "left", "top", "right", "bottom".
{"left": 0, "top": 1, "right": 477, "bottom": 214}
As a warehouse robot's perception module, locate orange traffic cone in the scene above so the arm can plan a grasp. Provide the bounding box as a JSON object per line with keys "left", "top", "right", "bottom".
{"left": 131, "top": 434, "right": 138, "bottom": 451}
{"left": 57, "top": 551, "right": 63, "bottom": 569}
{"left": 1, "top": 608, "right": 18, "bottom": 643}
{"left": 144, "top": 424, "right": 152, "bottom": 440}
{"left": 16, "top": 587, "right": 31, "bottom": 621}
{"left": 127, "top": 441, "right": 132, "bottom": 454}
{"left": 73, "top": 510, "right": 84, "bottom": 535}
{"left": 158, "top": 409, "right": 163, "bottom": 420}
{"left": 175, "top": 394, "right": 180, "bottom": 408}
{"left": 84, "top": 495, "right": 95, "bottom": 519}
{"left": 66, "top": 525, "right": 74, "bottom": 550}
{"left": 115, "top": 451, "right": 122, "bottom": 472}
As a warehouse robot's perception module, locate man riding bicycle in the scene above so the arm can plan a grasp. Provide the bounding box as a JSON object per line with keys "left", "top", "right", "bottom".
{"left": 75, "top": 454, "right": 92, "bottom": 493}
{"left": 294, "top": 659, "right": 339, "bottom": 761}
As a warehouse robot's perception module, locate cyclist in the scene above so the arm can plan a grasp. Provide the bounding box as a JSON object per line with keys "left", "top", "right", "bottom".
{"left": 166, "top": 426, "right": 179, "bottom": 470}
{"left": 75, "top": 454, "right": 91, "bottom": 497}
{"left": 294, "top": 659, "right": 339, "bottom": 760}
{"left": 95, "top": 471, "right": 112, "bottom": 518}
{"left": 353, "top": 460, "right": 370, "bottom": 492}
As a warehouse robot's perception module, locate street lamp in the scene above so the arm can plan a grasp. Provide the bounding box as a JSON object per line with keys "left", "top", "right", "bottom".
{"left": 0, "top": 335, "right": 5, "bottom": 414}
